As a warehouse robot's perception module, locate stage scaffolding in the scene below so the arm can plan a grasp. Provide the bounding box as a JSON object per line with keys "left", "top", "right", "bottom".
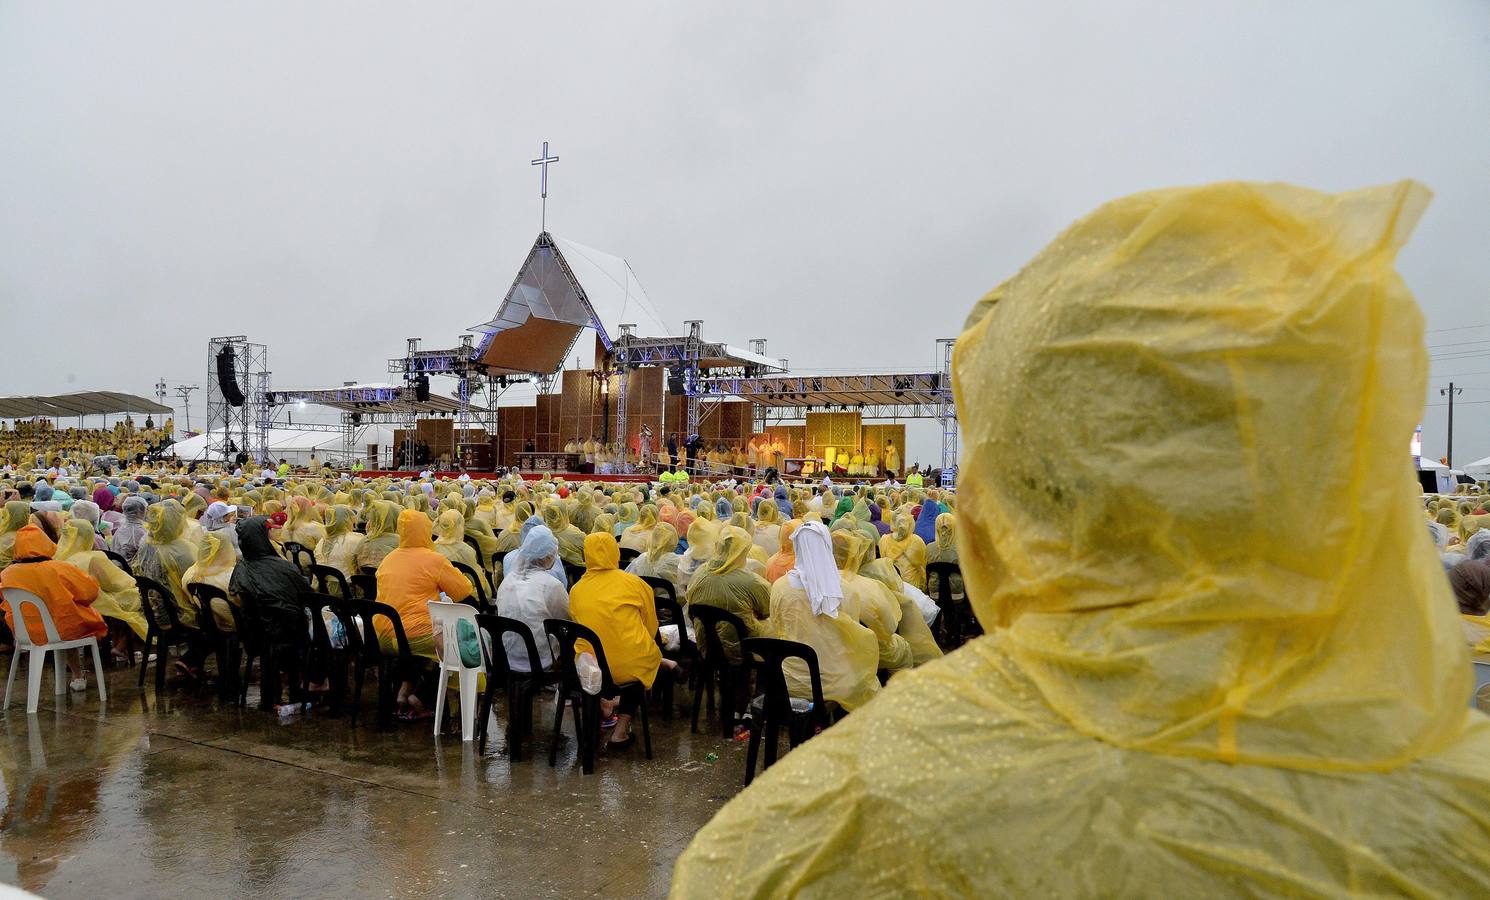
{"left": 206, "top": 335, "right": 269, "bottom": 465}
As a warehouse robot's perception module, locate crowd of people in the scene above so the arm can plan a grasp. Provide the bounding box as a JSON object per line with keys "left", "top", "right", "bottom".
{"left": 7, "top": 182, "right": 1490, "bottom": 895}
{"left": 560, "top": 434, "right": 907, "bottom": 480}
{"left": 0, "top": 417, "right": 174, "bottom": 470}
{"left": 0, "top": 463, "right": 955, "bottom": 733}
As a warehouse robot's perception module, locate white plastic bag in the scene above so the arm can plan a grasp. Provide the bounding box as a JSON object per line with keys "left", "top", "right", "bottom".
{"left": 577, "top": 650, "right": 602, "bottom": 695}
{"left": 659, "top": 624, "right": 681, "bottom": 652}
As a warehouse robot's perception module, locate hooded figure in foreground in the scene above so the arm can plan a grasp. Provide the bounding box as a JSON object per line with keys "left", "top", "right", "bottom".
{"left": 672, "top": 181, "right": 1490, "bottom": 896}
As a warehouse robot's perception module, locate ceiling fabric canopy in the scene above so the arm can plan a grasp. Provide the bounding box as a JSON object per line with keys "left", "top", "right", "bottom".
{"left": 0, "top": 391, "right": 173, "bottom": 419}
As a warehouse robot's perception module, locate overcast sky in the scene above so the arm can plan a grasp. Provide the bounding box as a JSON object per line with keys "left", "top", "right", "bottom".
{"left": 3, "top": 2, "right": 1488, "bottom": 467}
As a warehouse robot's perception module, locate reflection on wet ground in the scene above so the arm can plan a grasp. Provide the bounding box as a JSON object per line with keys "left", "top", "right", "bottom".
{"left": 0, "top": 667, "right": 748, "bottom": 898}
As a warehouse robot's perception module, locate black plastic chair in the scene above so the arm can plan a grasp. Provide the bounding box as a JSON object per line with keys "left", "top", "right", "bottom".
{"left": 134, "top": 575, "right": 198, "bottom": 693}
{"left": 741, "top": 637, "right": 829, "bottom": 784}
{"left": 462, "top": 535, "right": 487, "bottom": 572}
{"left": 309, "top": 564, "right": 352, "bottom": 600}
{"left": 617, "top": 547, "right": 641, "bottom": 569}
{"left": 925, "top": 562, "right": 969, "bottom": 647}
{"left": 562, "top": 561, "right": 586, "bottom": 590}
{"left": 350, "top": 574, "right": 378, "bottom": 601}
{"left": 474, "top": 614, "right": 557, "bottom": 759}
{"left": 688, "top": 604, "right": 749, "bottom": 740}
{"left": 104, "top": 549, "right": 132, "bottom": 574}
{"left": 544, "top": 618, "right": 652, "bottom": 774}
{"left": 282, "top": 541, "right": 314, "bottom": 576}
{"left": 303, "top": 591, "right": 361, "bottom": 717}
{"left": 184, "top": 583, "right": 241, "bottom": 700}
{"left": 350, "top": 599, "right": 411, "bottom": 729}
{"left": 644, "top": 577, "right": 695, "bottom": 720}
{"left": 452, "top": 562, "right": 491, "bottom": 612}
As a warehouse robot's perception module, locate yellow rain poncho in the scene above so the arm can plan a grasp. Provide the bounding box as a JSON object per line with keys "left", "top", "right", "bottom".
{"left": 354, "top": 500, "right": 401, "bottom": 572}
{"left": 861, "top": 557, "right": 942, "bottom": 667}
{"left": 182, "top": 532, "right": 240, "bottom": 630}
{"left": 56, "top": 517, "right": 149, "bottom": 639}
{"left": 463, "top": 514, "right": 501, "bottom": 573}
{"left": 626, "top": 523, "right": 682, "bottom": 591}
{"left": 752, "top": 499, "right": 781, "bottom": 558}
{"left": 763, "top": 524, "right": 879, "bottom": 713}
{"left": 283, "top": 496, "right": 326, "bottom": 550}
{"left": 314, "top": 505, "right": 365, "bottom": 579}
{"left": 679, "top": 518, "right": 721, "bottom": 589}
{"left": 833, "top": 530, "right": 912, "bottom": 673}
{"left": 619, "top": 504, "right": 657, "bottom": 553}
{"left": 674, "top": 181, "right": 1490, "bottom": 897}
{"left": 878, "top": 511, "right": 927, "bottom": 590}
{"left": 686, "top": 525, "right": 772, "bottom": 664}
{"left": 0, "top": 500, "right": 31, "bottom": 570}
{"left": 542, "top": 503, "right": 587, "bottom": 567}
{"left": 434, "top": 509, "right": 487, "bottom": 594}
{"left": 135, "top": 500, "right": 199, "bottom": 628}
{"left": 925, "top": 511, "right": 963, "bottom": 598}
{"left": 492, "top": 500, "right": 534, "bottom": 559}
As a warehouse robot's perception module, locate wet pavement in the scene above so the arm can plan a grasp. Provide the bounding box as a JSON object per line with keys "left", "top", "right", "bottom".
{"left": 0, "top": 664, "right": 750, "bottom": 898}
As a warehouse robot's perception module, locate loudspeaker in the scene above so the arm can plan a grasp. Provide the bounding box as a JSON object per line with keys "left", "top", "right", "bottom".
{"left": 216, "top": 346, "right": 245, "bottom": 407}
{"left": 414, "top": 375, "right": 430, "bottom": 402}
{"left": 668, "top": 374, "right": 686, "bottom": 395}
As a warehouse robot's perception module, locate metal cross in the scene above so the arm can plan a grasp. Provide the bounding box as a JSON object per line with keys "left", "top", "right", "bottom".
{"left": 531, "top": 141, "right": 559, "bottom": 230}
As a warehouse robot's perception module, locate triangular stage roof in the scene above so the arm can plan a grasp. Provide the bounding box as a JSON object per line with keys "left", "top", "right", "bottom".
{"left": 470, "top": 232, "right": 672, "bottom": 376}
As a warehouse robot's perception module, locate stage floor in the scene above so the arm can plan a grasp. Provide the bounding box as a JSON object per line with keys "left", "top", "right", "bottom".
{"left": 360, "top": 470, "right": 655, "bottom": 483}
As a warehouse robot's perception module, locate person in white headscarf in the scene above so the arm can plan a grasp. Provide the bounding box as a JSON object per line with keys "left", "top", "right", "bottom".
{"left": 494, "top": 524, "right": 571, "bottom": 673}
{"left": 764, "top": 520, "right": 878, "bottom": 710}
{"left": 202, "top": 500, "right": 240, "bottom": 551}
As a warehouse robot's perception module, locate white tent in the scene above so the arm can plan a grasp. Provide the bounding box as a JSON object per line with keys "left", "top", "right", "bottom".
{"left": 168, "top": 426, "right": 396, "bottom": 466}
{"left": 1463, "top": 456, "right": 1490, "bottom": 479}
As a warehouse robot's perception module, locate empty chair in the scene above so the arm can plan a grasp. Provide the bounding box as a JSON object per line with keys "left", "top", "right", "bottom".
{"left": 350, "top": 599, "right": 411, "bottom": 729}
{"left": 281, "top": 541, "right": 314, "bottom": 576}
{"left": 474, "top": 613, "right": 556, "bottom": 759}
{"left": 135, "top": 574, "right": 199, "bottom": 692}
{"left": 562, "top": 561, "right": 586, "bottom": 590}
{"left": 741, "top": 637, "right": 830, "bottom": 785}
{"left": 618, "top": 547, "right": 641, "bottom": 569}
{"left": 2, "top": 588, "right": 108, "bottom": 714}
{"left": 350, "top": 573, "right": 378, "bottom": 601}
{"left": 645, "top": 577, "right": 695, "bottom": 720}
{"left": 184, "top": 582, "right": 242, "bottom": 699}
{"left": 544, "top": 618, "right": 652, "bottom": 774}
{"left": 304, "top": 591, "right": 361, "bottom": 717}
{"left": 688, "top": 604, "right": 750, "bottom": 739}
{"left": 309, "top": 564, "right": 352, "bottom": 600}
{"left": 427, "top": 600, "right": 486, "bottom": 741}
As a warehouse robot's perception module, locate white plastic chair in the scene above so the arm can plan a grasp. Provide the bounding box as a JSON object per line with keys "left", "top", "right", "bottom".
{"left": 428, "top": 600, "right": 485, "bottom": 741}
{"left": 1473, "top": 660, "right": 1490, "bottom": 709}
{"left": 3, "top": 588, "right": 108, "bottom": 714}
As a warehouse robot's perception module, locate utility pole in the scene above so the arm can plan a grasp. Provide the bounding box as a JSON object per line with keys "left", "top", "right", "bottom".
{"left": 1442, "top": 381, "right": 1463, "bottom": 468}
{"left": 175, "top": 385, "right": 198, "bottom": 432}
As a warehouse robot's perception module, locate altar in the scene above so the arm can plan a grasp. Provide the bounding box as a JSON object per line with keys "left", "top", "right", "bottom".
{"left": 516, "top": 451, "right": 584, "bottom": 473}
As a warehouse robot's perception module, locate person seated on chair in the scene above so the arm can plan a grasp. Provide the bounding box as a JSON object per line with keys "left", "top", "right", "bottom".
{"left": 0, "top": 523, "right": 104, "bottom": 692}
{"left": 231, "top": 517, "right": 317, "bottom": 706}
{"left": 674, "top": 182, "right": 1490, "bottom": 896}
{"left": 495, "top": 525, "right": 570, "bottom": 674}
{"left": 569, "top": 532, "right": 678, "bottom": 751}
{"left": 375, "top": 509, "right": 473, "bottom": 721}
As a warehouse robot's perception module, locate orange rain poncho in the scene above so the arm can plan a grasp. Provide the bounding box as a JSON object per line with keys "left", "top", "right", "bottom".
{"left": 674, "top": 181, "right": 1490, "bottom": 896}
{"left": 374, "top": 509, "right": 472, "bottom": 659}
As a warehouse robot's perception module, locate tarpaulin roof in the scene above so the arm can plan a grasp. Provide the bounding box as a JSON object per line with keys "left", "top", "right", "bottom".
{"left": 0, "top": 391, "right": 173, "bottom": 419}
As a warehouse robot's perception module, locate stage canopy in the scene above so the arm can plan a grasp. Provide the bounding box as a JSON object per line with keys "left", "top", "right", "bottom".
{"left": 0, "top": 391, "right": 173, "bottom": 420}
{"left": 471, "top": 232, "right": 672, "bottom": 376}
